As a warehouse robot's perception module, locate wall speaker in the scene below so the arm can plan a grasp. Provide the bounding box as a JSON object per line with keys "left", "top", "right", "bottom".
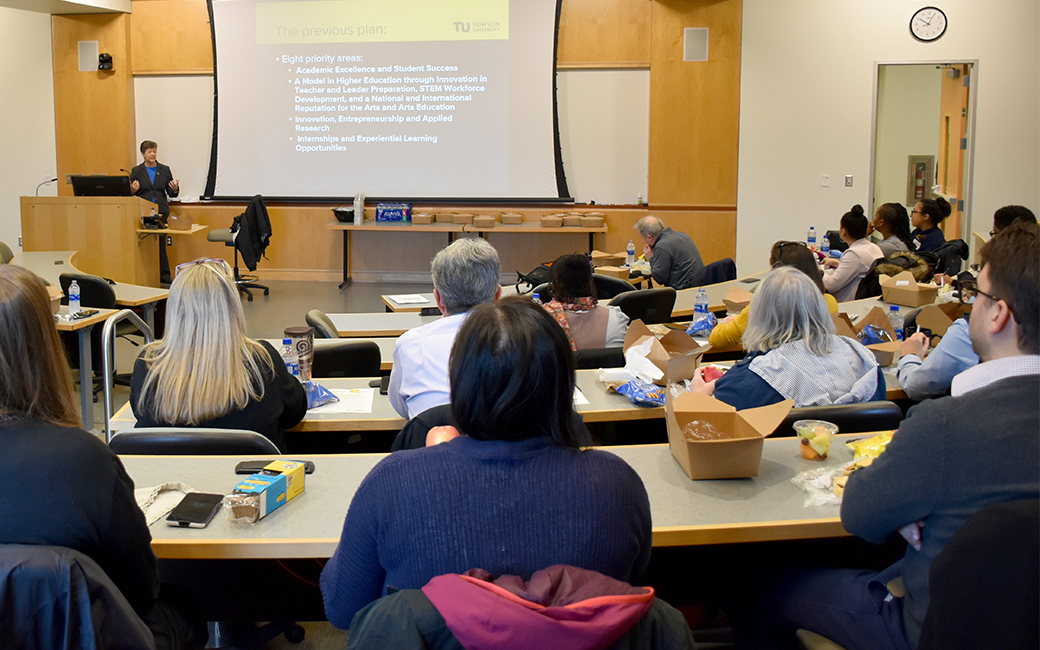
{"left": 683, "top": 28, "right": 709, "bottom": 62}
{"left": 78, "top": 41, "right": 99, "bottom": 72}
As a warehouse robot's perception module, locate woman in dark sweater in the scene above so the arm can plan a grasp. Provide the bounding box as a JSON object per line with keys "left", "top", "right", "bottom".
{"left": 130, "top": 259, "right": 306, "bottom": 451}
{"left": 320, "top": 297, "right": 652, "bottom": 629}
{"left": 910, "top": 196, "right": 952, "bottom": 252}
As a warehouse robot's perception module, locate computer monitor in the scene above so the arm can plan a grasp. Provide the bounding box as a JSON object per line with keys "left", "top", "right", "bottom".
{"left": 70, "top": 175, "right": 132, "bottom": 197}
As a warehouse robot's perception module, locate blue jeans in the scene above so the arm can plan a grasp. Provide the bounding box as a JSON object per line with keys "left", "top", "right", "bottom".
{"left": 731, "top": 563, "right": 912, "bottom": 650}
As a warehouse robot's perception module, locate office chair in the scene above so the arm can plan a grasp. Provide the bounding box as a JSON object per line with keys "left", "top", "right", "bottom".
{"left": 0, "top": 241, "right": 14, "bottom": 264}
{"left": 207, "top": 230, "right": 269, "bottom": 301}
{"left": 592, "top": 273, "right": 637, "bottom": 299}
{"left": 391, "top": 405, "right": 593, "bottom": 452}
{"left": 609, "top": 287, "right": 677, "bottom": 324}
{"left": 305, "top": 309, "right": 339, "bottom": 338}
{"left": 207, "top": 196, "right": 272, "bottom": 302}
{"left": 532, "top": 282, "right": 551, "bottom": 302}
{"left": 574, "top": 347, "right": 625, "bottom": 370}
{"left": 771, "top": 401, "right": 904, "bottom": 438}
{"left": 311, "top": 340, "right": 381, "bottom": 378}
{"left": 0, "top": 544, "right": 154, "bottom": 648}
{"left": 701, "top": 258, "right": 737, "bottom": 284}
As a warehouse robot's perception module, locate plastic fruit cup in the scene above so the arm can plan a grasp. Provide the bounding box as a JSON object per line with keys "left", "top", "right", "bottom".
{"left": 793, "top": 419, "right": 838, "bottom": 460}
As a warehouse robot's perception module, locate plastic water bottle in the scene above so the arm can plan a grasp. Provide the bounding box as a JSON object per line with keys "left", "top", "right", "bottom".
{"left": 694, "top": 288, "right": 709, "bottom": 317}
{"left": 281, "top": 337, "right": 300, "bottom": 379}
{"left": 888, "top": 306, "right": 904, "bottom": 341}
{"left": 821, "top": 234, "right": 830, "bottom": 258}
{"left": 626, "top": 240, "right": 636, "bottom": 266}
{"left": 68, "top": 280, "right": 81, "bottom": 315}
{"left": 807, "top": 226, "right": 817, "bottom": 249}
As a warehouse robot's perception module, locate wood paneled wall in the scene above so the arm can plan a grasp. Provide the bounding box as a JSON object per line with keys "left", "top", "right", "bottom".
{"left": 52, "top": 13, "right": 136, "bottom": 196}
{"left": 51, "top": 0, "right": 742, "bottom": 280}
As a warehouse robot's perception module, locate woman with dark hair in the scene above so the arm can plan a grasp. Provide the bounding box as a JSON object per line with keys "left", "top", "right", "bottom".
{"left": 0, "top": 265, "right": 203, "bottom": 649}
{"left": 910, "top": 197, "right": 951, "bottom": 252}
{"left": 321, "top": 297, "right": 652, "bottom": 628}
{"left": 872, "top": 203, "right": 915, "bottom": 257}
{"left": 542, "top": 253, "right": 629, "bottom": 350}
{"left": 709, "top": 241, "right": 839, "bottom": 349}
{"left": 822, "top": 205, "right": 885, "bottom": 302}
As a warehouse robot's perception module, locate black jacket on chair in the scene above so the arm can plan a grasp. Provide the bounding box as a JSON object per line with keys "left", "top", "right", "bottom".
{"left": 232, "top": 195, "right": 272, "bottom": 272}
{"left": 129, "top": 162, "right": 178, "bottom": 217}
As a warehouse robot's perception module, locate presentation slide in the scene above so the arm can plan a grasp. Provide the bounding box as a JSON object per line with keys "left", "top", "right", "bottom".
{"left": 208, "top": 0, "right": 566, "bottom": 201}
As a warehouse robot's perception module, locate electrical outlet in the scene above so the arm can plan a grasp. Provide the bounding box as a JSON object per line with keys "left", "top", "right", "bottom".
{"left": 166, "top": 236, "right": 173, "bottom": 246}
{"left": 18, "top": 237, "right": 22, "bottom": 247}
{"left": 66, "top": 174, "right": 72, "bottom": 184}
{"left": 821, "top": 175, "right": 830, "bottom": 187}
{"left": 845, "top": 175, "right": 853, "bottom": 187}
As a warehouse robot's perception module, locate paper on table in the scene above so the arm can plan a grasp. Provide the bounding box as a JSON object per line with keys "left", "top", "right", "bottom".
{"left": 309, "top": 388, "right": 376, "bottom": 413}
{"left": 388, "top": 294, "right": 430, "bottom": 304}
{"left": 573, "top": 387, "right": 589, "bottom": 405}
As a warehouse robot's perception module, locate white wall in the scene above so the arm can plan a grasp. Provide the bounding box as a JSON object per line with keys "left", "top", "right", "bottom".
{"left": 737, "top": 0, "right": 1040, "bottom": 274}
{"left": 874, "top": 64, "right": 942, "bottom": 207}
{"left": 0, "top": 6, "right": 56, "bottom": 253}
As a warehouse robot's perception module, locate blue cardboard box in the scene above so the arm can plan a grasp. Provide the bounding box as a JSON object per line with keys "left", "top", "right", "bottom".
{"left": 376, "top": 202, "right": 412, "bottom": 222}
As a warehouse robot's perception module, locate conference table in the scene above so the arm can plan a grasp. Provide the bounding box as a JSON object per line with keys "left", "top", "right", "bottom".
{"left": 12, "top": 251, "right": 169, "bottom": 331}
{"left": 120, "top": 434, "right": 859, "bottom": 560}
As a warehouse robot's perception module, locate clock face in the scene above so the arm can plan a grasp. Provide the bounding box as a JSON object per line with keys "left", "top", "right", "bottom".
{"left": 911, "top": 6, "right": 947, "bottom": 42}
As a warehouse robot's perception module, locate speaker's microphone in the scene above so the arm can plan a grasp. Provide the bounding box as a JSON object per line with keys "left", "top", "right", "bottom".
{"left": 120, "top": 168, "right": 131, "bottom": 175}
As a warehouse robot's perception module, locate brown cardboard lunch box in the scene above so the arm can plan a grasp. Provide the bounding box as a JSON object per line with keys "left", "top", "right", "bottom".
{"left": 723, "top": 287, "right": 754, "bottom": 312}
{"left": 833, "top": 309, "right": 901, "bottom": 366}
{"left": 472, "top": 215, "right": 496, "bottom": 228}
{"left": 880, "top": 271, "right": 939, "bottom": 307}
{"left": 167, "top": 213, "right": 193, "bottom": 230}
{"left": 562, "top": 216, "right": 583, "bottom": 227}
{"left": 500, "top": 212, "right": 524, "bottom": 224}
{"left": 915, "top": 303, "right": 968, "bottom": 337}
{"left": 434, "top": 212, "right": 455, "bottom": 223}
{"left": 47, "top": 285, "right": 62, "bottom": 314}
{"left": 452, "top": 213, "right": 475, "bottom": 224}
{"left": 666, "top": 391, "right": 793, "bottom": 480}
{"left": 410, "top": 212, "right": 434, "bottom": 224}
{"left": 540, "top": 216, "right": 564, "bottom": 228}
{"left": 581, "top": 216, "right": 606, "bottom": 228}
{"left": 622, "top": 320, "right": 710, "bottom": 385}
{"left": 596, "top": 265, "right": 631, "bottom": 280}
{"left": 591, "top": 250, "right": 626, "bottom": 267}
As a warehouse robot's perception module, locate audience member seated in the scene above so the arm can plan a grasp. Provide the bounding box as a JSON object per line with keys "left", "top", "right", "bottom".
{"left": 389, "top": 238, "right": 502, "bottom": 418}
{"left": 731, "top": 221, "right": 1039, "bottom": 650}
{"left": 693, "top": 266, "right": 884, "bottom": 410}
{"left": 0, "top": 265, "right": 203, "bottom": 649}
{"left": 899, "top": 205, "right": 1037, "bottom": 399}
{"left": 320, "top": 297, "right": 652, "bottom": 628}
{"left": 634, "top": 215, "right": 705, "bottom": 290}
{"left": 710, "top": 241, "right": 839, "bottom": 349}
{"left": 910, "top": 196, "right": 952, "bottom": 253}
{"left": 130, "top": 259, "right": 306, "bottom": 452}
{"left": 871, "top": 202, "right": 915, "bottom": 258}
{"left": 822, "top": 204, "right": 885, "bottom": 302}
{"left": 541, "top": 253, "right": 630, "bottom": 350}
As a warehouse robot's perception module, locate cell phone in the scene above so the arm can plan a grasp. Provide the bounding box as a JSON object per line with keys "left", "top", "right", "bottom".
{"left": 234, "top": 460, "right": 315, "bottom": 475}
{"left": 71, "top": 309, "right": 100, "bottom": 319}
{"left": 165, "top": 493, "right": 224, "bottom": 528}
{"left": 739, "top": 277, "right": 761, "bottom": 284}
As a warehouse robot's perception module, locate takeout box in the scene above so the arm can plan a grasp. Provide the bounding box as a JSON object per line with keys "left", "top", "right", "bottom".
{"left": 880, "top": 271, "right": 939, "bottom": 307}
{"left": 167, "top": 213, "right": 193, "bottom": 230}
{"left": 596, "top": 265, "right": 630, "bottom": 280}
{"left": 581, "top": 213, "right": 605, "bottom": 228}
{"left": 500, "top": 212, "right": 524, "bottom": 224}
{"left": 666, "top": 391, "right": 792, "bottom": 480}
{"left": 915, "top": 303, "right": 967, "bottom": 337}
{"left": 562, "top": 215, "right": 583, "bottom": 227}
{"left": 472, "top": 215, "right": 496, "bottom": 228}
{"left": 452, "top": 213, "right": 475, "bottom": 224}
{"left": 623, "top": 319, "right": 710, "bottom": 386}
{"left": 434, "top": 212, "right": 455, "bottom": 223}
{"left": 723, "top": 287, "right": 754, "bottom": 312}
{"left": 591, "top": 250, "right": 626, "bottom": 267}
{"left": 47, "top": 285, "right": 62, "bottom": 314}
{"left": 540, "top": 216, "right": 564, "bottom": 228}
{"left": 833, "top": 310, "right": 901, "bottom": 366}
{"left": 410, "top": 212, "right": 433, "bottom": 224}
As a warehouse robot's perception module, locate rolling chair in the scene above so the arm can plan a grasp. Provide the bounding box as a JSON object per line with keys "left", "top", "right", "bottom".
{"left": 107, "top": 427, "right": 305, "bottom": 647}
{"left": 305, "top": 309, "right": 339, "bottom": 338}
{"left": 207, "top": 229, "right": 269, "bottom": 301}
{"left": 592, "top": 273, "right": 637, "bottom": 299}
{"left": 311, "top": 340, "right": 381, "bottom": 378}
{"left": 0, "top": 241, "right": 14, "bottom": 264}
{"left": 0, "top": 544, "right": 154, "bottom": 648}
{"left": 207, "top": 196, "right": 272, "bottom": 302}
{"left": 771, "top": 401, "right": 904, "bottom": 438}
{"left": 609, "top": 287, "right": 677, "bottom": 324}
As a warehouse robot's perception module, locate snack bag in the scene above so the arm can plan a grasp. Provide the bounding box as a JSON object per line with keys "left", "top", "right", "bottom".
{"left": 305, "top": 381, "right": 339, "bottom": 409}
{"left": 686, "top": 312, "right": 718, "bottom": 337}
{"left": 615, "top": 380, "right": 666, "bottom": 407}
{"left": 857, "top": 324, "right": 892, "bottom": 346}
{"left": 846, "top": 430, "right": 894, "bottom": 462}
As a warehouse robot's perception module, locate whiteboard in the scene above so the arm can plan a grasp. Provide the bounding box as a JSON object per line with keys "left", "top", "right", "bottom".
{"left": 134, "top": 69, "right": 649, "bottom": 205}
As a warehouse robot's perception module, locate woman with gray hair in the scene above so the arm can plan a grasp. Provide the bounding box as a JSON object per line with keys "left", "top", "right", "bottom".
{"left": 692, "top": 266, "right": 884, "bottom": 409}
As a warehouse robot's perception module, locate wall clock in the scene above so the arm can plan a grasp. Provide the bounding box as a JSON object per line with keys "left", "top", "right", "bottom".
{"left": 910, "top": 6, "right": 947, "bottom": 42}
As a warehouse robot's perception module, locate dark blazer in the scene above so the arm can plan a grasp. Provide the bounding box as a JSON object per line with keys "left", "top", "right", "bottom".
{"left": 130, "top": 162, "right": 179, "bottom": 216}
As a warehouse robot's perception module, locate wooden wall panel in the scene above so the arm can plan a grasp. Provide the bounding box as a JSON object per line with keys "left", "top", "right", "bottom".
{"left": 52, "top": 13, "right": 136, "bottom": 196}
{"left": 557, "top": 0, "right": 651, "bottom": 67}
{"left": 131, "top": 0, "right": 213, "bottom": 74}
{"left": 648, "top": 0, "right": 741, "bottom": 206}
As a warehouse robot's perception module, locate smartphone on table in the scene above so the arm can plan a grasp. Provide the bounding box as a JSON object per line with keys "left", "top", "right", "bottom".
{"left": 165, "top": 493, "right": 224, "bottom": 528}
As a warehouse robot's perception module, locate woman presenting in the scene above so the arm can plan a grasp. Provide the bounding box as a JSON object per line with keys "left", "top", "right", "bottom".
{"left": 130, "top": 139, "right": 179, "bottom": 284}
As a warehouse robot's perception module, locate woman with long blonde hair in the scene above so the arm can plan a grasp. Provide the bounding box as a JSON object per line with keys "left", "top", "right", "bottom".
{"left": 130, "top": 259, "right": 306, "bottom": 451}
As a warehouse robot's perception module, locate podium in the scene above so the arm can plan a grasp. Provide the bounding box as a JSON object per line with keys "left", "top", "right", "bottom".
{"left": 21, "top": 196, "right": 161, "bottom": 287}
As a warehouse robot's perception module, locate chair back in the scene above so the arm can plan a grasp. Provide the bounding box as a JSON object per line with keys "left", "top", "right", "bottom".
{"left": 592, "top": 274, "right": 637, "bottom": 299}
{"left": 575, "top": 347, "right": 625, "bottom": 370}
{"left": 702, "top": 258, "right": 737, "bottom": 285}
{"left": 771, "top": 400, "right": 903, "bottom": 437}
{"left": 0, "top": 241, "right": 14, "bottom": 265}
{"left": 917, "top": 498, "right": 1039, "bottom": 650}
{"left": 109, "top": 427, "right": 279, "bottom": 455}
{"left": 311, "top": 340, "right": 381, "bottom": 378}
{"left": 609, "top": 288, "right": 677, "bottom": 324}
{"left": 532, "top": 282, "right": 552, "bottom": 303}
{"left": 0, "top": 544, "right": 154, "bottom": 649}
{"left": 306, "top": 309, "right": 340, "bottom": 338}
{"left": 58, "top": 273, "right": 117, "bottom": 309}
{"left": 391, "top": 404, "right": 456, "bottom": 452}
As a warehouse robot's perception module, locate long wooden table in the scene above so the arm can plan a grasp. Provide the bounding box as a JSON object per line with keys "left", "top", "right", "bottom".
{"left": 121, "top": 435, "right": 857, "bottom": 559}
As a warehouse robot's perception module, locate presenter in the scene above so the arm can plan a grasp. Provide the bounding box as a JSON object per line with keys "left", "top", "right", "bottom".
{"left": 130, "top": 140, "right": 180, "bottom": 285}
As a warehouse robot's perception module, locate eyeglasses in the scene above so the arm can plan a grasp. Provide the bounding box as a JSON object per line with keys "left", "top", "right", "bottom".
{"left": 955, "top": 279, "right": 1002, "bottom": 306}
{"left": 776, "top": 241, "right": 808, "bottom": 249}
{"left": 989, "top": 229, "right": 999, "bottom": 237}
{"left": 911, "top": 210, "right": 924, "bottom": 215}
{"left": 175, "top": 258, "right": 232, "bottom": 277}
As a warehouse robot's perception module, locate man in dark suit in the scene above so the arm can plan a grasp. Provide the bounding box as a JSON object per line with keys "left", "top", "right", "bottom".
{"left": 130, "top": 140, "right": 179, "bottom": 284}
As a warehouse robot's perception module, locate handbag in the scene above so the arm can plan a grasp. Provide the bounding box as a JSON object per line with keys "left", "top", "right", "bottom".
{"left": 515, "top": 261, "right": 553, "bottom": 294}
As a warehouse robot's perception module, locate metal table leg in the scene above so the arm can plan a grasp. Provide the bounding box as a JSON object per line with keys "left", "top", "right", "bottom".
{"left": 77, "top": 324, "right": 96, "bottom": 431}
{"left": 339, "top": 230, "right": 352, "bottom": 289}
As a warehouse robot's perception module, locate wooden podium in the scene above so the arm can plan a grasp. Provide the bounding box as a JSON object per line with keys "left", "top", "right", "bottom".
{"left": 21, "top": 196, "right": 161, "bottom": 286}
